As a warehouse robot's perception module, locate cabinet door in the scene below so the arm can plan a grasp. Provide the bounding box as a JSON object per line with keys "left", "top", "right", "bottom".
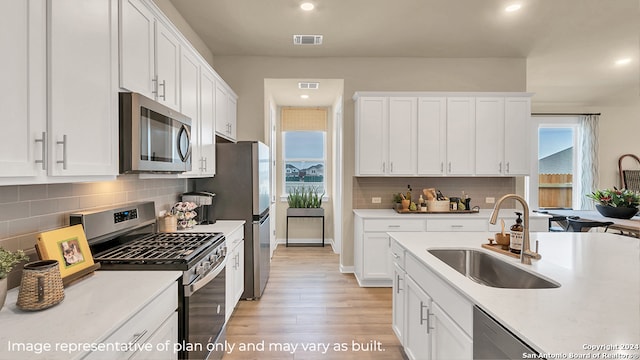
{"left": 392, "top": 263, "right": 406, "bottom": 343}
{"left": 475, "top": 97, "right": 505, "bottom": 175}
{"left": 179, "top": 47, "right": 200, "bottom": 176}
{"left": 417, "top": 97, "right": 447, "bottom": 175}
{"left": 504, "top": 97, "right": 531, "bottom": 175}
{"left": 225, "top": 244, "right": 237, "bottom": 323}
{"left": 362, "top": 233, "right": 392, "bottom": 280}
{"left": 155, "top": 20, "right": 180, "bottom": 110}
{"left": 227, "top": 95, "right": 237, "bottom": 140}
{"left": 446, "top": 98, "right": 475, "bottom": 175}
{"left": 404, "top": 276, "right": 432, "bottom": 360}
{"left": 199, "top": 68, "right": 216, "bottom": 175}
{"left": 48, "top": 0, "right": 117, "bottom": 176}
{"left": 388, "top": 97, "right": 417, "bottom": 175}
{"left": 234, "top": 241, "right": 245, "bottom": 305}
{"left": 130, "top": 312, "right": 178, "bottom": 360}
{"left": 0, "top": 0, "right": 46, "bottom": 177}
{"left": 431, "top": 302, "right": 472, "bottom": 360}
{"left": 119, "top": 0, "right": 155, "bottom": 98}
{"left": 215, "top": 82, "right": 228, "bottom": 136}
{"left": 356, "top": 97, "right": 388, "bottom": 175}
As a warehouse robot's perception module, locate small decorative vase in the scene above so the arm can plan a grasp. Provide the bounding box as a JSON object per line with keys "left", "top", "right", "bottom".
{"left": 0, "top": 277, "right": 7, "bottom": 310}
{"left": 595, "top": 204, "right": 639, "bottom": 219}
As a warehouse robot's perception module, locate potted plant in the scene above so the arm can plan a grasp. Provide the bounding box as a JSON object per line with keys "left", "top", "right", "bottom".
{"left": 586, "top": 188, "right": 640, "bottom": 219}
{"left": 287, "top": 186, "right": 325, "bottom": 217}
{"left": 0, "top": 248, "right": 29, "bottom": 309}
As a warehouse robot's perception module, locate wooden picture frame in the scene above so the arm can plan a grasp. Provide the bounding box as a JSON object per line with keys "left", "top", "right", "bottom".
{"left": 37, "top": 224, "right": 95, "bottom": 280}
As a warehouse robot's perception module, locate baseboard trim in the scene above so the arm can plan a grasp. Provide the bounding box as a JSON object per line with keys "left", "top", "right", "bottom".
{"left": 340, "top": 265, "right": 355, "bottom": 273}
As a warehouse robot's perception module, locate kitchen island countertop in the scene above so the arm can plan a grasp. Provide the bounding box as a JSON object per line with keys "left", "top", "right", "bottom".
{"left": 389, "top": 231, "right": 640, "bottom": 357}
{"left": 354, "top": 208, "right": 550, "bottom": 219}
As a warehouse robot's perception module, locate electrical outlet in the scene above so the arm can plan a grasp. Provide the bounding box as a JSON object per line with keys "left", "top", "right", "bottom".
{"left": 372, "top": 197, "right": 382, "bottom": 204}
{"left": 485, "top": 197, "right": 495, "bottom": 204}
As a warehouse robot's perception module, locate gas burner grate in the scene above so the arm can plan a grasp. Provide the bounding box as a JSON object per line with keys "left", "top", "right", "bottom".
{"left": 94, "top": 232, "right": 224, "bottom": 266}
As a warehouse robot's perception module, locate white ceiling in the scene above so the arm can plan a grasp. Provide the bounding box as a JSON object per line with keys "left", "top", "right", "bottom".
{"left": 169, "top": 0, "right": 639, "bottom": 107}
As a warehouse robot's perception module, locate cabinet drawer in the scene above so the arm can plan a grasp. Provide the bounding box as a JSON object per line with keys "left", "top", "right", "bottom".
{"left": 86, "top": 282, "right": 178, "bottom": 359}
{"left": 364, "top": 218, "right": 426, "bottom": 232}
{"left": 227, "top": 225, "right": 245, "bottom": 249}
{"left": 405, "top": 253, "right": 473, "bottom": 336}
{"left": 427, "top": 219, "right": 488, "bottom": 232}
{"left": 390, "top": 240, "right": 406, "bottom": 269}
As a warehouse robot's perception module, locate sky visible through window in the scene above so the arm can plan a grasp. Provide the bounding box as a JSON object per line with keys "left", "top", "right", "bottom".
{"left": 284, "top": 132, "right": 324, "bottom": 158}
{"left": 538, "top": 128, "right": 574, "bottom": 159}
{"left": 284, "top": 131, "right": 325, "bottom": 193}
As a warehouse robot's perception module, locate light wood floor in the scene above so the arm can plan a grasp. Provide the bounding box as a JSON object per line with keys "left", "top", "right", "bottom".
{"left": 223, "top": 245, "right": 405, "bottom": 360}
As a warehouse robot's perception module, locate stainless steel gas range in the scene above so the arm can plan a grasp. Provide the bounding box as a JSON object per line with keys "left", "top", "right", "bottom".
{"left": 70, "top": 201, "right": 226, "bottom": 360}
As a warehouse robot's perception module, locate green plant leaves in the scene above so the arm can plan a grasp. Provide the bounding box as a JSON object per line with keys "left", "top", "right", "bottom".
{"left": 287, "top": 186, "right": 325, "bottom": 208}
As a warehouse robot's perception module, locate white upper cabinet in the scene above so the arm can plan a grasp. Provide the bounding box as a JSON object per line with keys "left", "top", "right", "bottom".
{"left": 475, "top": 96, "right": 531, "bottom": 176}
{"left": 475, "top": 97, "right": 505, "bottom": 175}
{"left": 198, "top": 68, "right": 217, "bottom": 176}
{"left": 178, "top": 47, "right": 200, "bottom": 177}
{"left": 0, "top": 0, "right": 46, "bottom": 178}
{"left": 356, "top": 97, "right": 387, "bottom": 175}
{"left": 215, "top": 81, "right": 238, "bottom": 142}
{"left": 388, "top": 97, "right": 418, "bottom": 175}
{"left": 417, "top": 97, "right": 447, "bottom": 175}
{"left": 446, "top": 97, "right": 475, "bottom": 175}
{"left": 48, "top": 0, "right": 118, "bottom": 177}
{"left": 120, "top": 0, "right": 180, "bottom": 111}
{"left": 354, "top": 92, "right": 531, "bottom": 178}
{"left": 0, "top": 0, "right": 118, "bottom": 183}
{"left": 504, "top": 97, "right": 531, "bottom": 175}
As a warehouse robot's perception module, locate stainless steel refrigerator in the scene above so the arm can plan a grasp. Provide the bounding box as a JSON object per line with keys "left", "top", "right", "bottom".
{"left": 193, "top": 141, "right": 271, "bottom": 299}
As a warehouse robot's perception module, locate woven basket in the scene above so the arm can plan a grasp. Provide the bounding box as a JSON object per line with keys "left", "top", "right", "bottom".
{"left": 158, "top": 215, "right": 177, "bottom": 232}
{"left": 17, "top": 260, "right": 65, "bottom": 311}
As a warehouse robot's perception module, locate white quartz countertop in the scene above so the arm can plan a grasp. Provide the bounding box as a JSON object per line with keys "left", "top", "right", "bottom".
{"left": 177, "top": 220, "right": 245, "bottom": 236}
{"left": 353, "top": 208, "right": 550, "bottom": 219}
{"left": 0, "top": 271, "right": 181, "bottom": 360}
{"left": 389, "top": 231, "right": 640, "bottom": 357}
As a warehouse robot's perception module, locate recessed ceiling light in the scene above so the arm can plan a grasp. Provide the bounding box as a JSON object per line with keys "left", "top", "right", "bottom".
{"left": 615, "top": 58, "right": 632, "bottom": 66}
{"left": 300, "top": 94, "right": 309, "bottom": 99}
{"left": 505, "top": 4, "right": 522, "bottom": 12}
{"left": 300, "top": 2, "right": 314, "bottom": 11}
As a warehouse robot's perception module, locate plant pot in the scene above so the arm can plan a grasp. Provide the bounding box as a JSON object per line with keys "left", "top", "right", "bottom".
{"left": 287, "top": 207, "right": 324, "bottom": 217}
{"left": 595, "top": 204, "right": 639, "bottom": 219}
{"left": 0, "top": 277, "right": 6, "bottom": 310}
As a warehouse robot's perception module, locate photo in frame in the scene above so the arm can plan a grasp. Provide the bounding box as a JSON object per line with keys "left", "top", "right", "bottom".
{"left": 37, "top": 224, "right": 95, "bottom": 280}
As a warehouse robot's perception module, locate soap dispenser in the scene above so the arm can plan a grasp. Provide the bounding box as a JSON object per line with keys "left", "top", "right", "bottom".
{"left": 509, "top": 212, "right": 524, "bottom": 254}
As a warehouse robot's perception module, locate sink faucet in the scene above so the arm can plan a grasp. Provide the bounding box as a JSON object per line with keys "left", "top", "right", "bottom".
{"left": 489, "top": 194, "right": 541, "bottom": 265}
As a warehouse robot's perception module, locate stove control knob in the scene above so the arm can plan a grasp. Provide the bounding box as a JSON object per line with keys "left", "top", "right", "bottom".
{"left": 196, "top": 263, "right": 206, "bottom": 276}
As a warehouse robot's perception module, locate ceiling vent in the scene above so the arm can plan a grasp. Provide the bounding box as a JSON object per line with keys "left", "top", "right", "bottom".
{"left": 293, "top": 35, "right": 323, "bottom": 45}
{"left": 298, "top": 82, "right": 320, "bottom": 90}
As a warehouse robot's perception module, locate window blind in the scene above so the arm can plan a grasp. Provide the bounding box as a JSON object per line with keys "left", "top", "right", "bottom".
{"left": 281, "top": 108, "right": 327, "bottom": 131}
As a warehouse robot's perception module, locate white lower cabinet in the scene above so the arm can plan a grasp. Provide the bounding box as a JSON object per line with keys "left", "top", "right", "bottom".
{"left": 84, "top": 282, "right": 178, "bottom": 360}
{"left": 225, "top": 225, "right": 245, "bottom": 322}
{"left": 392, "top": 241, "right": 473, "bottom": 360}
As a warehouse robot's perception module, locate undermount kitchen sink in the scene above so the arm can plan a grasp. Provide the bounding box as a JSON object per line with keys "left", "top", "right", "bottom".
{"left": 427, "top": 249, "right": 560, "bottom": 289}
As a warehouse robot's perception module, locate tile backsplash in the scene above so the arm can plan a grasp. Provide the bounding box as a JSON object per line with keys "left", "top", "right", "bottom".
{"left": 0, "top": 175, "right": 187, "bottom": 252}
{"left": 353, "top": 177, "right": 516, "bottom": 209}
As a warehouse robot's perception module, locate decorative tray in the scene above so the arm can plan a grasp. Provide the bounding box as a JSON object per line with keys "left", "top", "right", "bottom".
{"left": 393, "top": 208, "right": 480, "bottom": 214}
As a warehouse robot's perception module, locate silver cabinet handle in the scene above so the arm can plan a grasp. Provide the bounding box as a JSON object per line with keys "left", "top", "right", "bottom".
{"left": 440, "top": 162, "right": 444, "bottom": 173}
{"left": 396, "top": 274, "right": 403, "bottom": 293}
{"left": 151, "top": 76, "right": 158, "bottom": 96}
{"left": 159, "top": 80, "right": 166, "bottom": 100}
{"left": 35, "top": 132, "right": 46, "bottom": 170}
{"left": 127, "top": 330, "right": 148, "bottom": 350}
{"left": 382, "top": 162, "right": 386, "bottom": 173}
{"left": 448, "top": 162, "right": 452, "bottom": 173}
{"left": 506, "top": 162, "right": 510, "bottom": 173}
{"left": 499, "top": 162, "right": 502, "bottom": 173}
{"left": 390, "top": 162, "right": 394, "bottom": 173}
{"left": 388, "top": 225, "right": 401, "bottom": 228}
{"left": 203, "top": 157, "right": 207, "bottom": 172}
{"left": 419, "top": 301, "right": 428, "bottom": 326}
{"left": 392, "top": 252, "right": 400, "bottom": 259}
{"left": 427, "top": 310, "right": 435, "bottom": 333}
{"left": 56, "top": 135, "right": 67, "bottom": 170}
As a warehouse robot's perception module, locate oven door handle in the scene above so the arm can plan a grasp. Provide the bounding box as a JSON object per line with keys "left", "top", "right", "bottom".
{"left": 184, "top": 260, "right": 226, "bottom": 297}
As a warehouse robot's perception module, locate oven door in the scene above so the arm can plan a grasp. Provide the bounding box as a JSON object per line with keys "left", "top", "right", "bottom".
{"left": 183, "top": 260, "right": 226, "bottom": 360}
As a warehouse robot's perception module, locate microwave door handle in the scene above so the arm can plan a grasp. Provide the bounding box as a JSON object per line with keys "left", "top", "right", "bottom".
{"left": 177, "top": 124, "right": 192, "bottom": 162}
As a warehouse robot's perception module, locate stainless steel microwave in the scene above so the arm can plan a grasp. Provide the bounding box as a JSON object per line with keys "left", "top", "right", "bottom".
{"left": 119, "top": 92, "right": 192, "bottom": 173}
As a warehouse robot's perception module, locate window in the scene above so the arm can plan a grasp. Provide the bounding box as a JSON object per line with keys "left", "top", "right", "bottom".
{"left": 281, "top": 108, "right": 327, "bottom": 195}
